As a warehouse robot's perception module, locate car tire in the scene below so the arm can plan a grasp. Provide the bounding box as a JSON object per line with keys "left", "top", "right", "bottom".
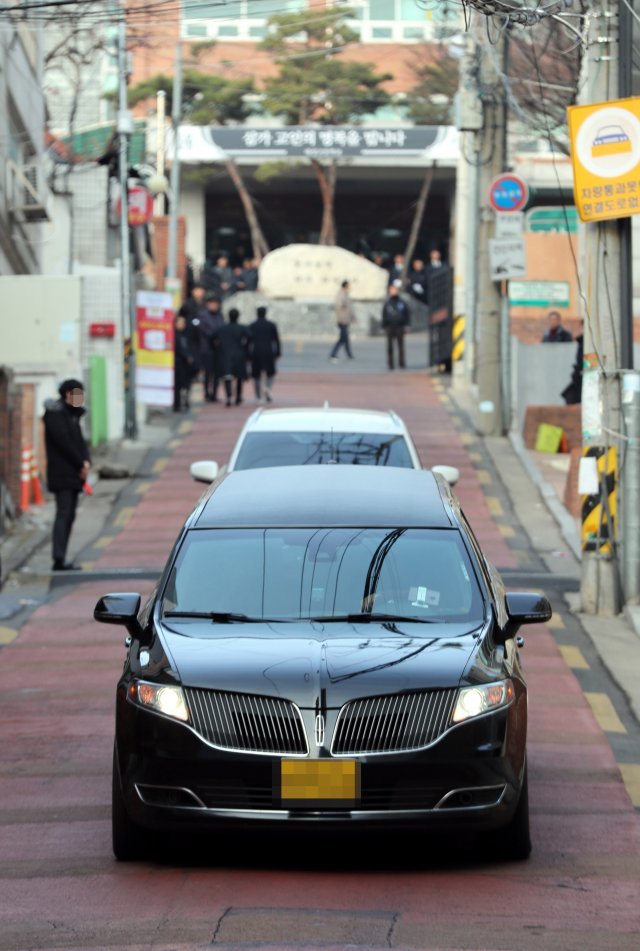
{"left": 111, "top": 745, "right": 148, "bottom": 861}
{"left": 503, "top": 763, "right": 531, "bottom": 861}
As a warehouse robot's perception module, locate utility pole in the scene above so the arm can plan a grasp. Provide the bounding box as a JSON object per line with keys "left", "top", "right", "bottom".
{"left": 472, "top": 26, "right": 507, "bottom": 437}
{"left": 167, "top": 43, "right": 183, "bottom": 282}
{"left": 117, "top": 11, "right": 137, "bottom": 441}
{"left": 579, "top": 1, "right": 625, "bottom": 614}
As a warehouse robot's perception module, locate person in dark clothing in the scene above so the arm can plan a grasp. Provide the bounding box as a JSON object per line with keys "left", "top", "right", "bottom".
{"left": 173, "top": 313, "right": 197, "bottom": 412}
{"left": 381, "top": 282, "right": 411, "bottom": 370}
{"left": 199, "top": 296, "right": 226, "bottom": 402}
{"left": 408, "top": 258, "right": 428, "bottom": 304}
{"left": 242, "top": 258, "right": 259, "bottom": 291}
{"left": 561, "top": 323, "right": 584, "bottom": 404}
{"left": 214, "top": 308, "right": 250, "bottom": 406}
{"left": 247, "top": 305, "right": 281, "bottom": 402}
{"left": 177, "top": 283, "right": 208, "bottom": 354}
{"left": 43, "top": 379, "right": 91, "bottom": 571}
{"left": 542, "top": 310, "right": 572, "bottom": 342}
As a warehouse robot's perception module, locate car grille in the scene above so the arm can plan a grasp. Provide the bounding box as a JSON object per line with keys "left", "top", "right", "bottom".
{"left": 332, "top": 689, "right": 458, "bottom": 754}
{"left": 184, "top": 687, "right": 308, "bottom": 754}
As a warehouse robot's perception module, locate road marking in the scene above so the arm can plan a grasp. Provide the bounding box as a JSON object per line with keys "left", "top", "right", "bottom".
{"left": 295, "top": 340, "right": 303, "bottom": 353}
{"left": 477, "top": 469, "right": 491, "bottom": 485}
{"left": 152, "top": 458, "right": 169, "bottom": 473}
{"left": 559, "top": 645, "right": 590, "bottom": 669}
{"left": 114, "top": 506, "right": 135, "bottom": 527}
{"left": 178, "top": 421, "right": 192, "bottom": 434}
{"left": 168, "top": 439, "right": 181, "bottom": 449}
{"left": 619, "top": 764, "right": 640, "bottom": 807}
{"left": 469, "top": 451, "right": 482, "bottom": 462}
{"left": 486, "top": 496, "right": 504, "bottom": 517}
{"left": 459, "top": 432, "right": 474, "bottom": 445}
{"left": 134, "top": 481, "right": 152, "bottom": 495}
{"left": 92, "top": 536, "right": 113, "bottom": 550}
{"left": 0, "top": 626, "right": 17, "bottom": 645}
{"left": 498, "top": 524, "right": 515, "bottom": 538}
{"left": 585, "top": 692, "right": 627, "bottom": 733}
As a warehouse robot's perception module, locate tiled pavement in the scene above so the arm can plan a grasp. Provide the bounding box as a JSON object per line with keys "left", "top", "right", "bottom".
{"left": 0, "top": 367, "right": 639, "bottom": 951}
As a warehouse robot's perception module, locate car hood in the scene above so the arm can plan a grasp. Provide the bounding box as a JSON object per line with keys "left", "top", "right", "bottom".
{"left": 156, "top": 620, "right": 483, "bottom": 708}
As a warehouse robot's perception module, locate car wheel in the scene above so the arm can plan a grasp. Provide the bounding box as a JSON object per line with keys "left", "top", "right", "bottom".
{"left": 503, "top": 763, "right": 531, "bottom": 861}
{"left": 111, "top": 746, "right": 148, "bottom": 861}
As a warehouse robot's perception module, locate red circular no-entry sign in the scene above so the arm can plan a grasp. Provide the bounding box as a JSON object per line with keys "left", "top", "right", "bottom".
{"left": 489, "top": 174, "right": 529, "bottom": 213}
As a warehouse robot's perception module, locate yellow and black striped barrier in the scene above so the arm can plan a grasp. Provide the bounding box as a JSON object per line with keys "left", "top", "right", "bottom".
{"left": 452, "top": 314, "right": 465, "bottom": 364}
{"left": 581, "top": 446, "right": 617, "bottom": 553}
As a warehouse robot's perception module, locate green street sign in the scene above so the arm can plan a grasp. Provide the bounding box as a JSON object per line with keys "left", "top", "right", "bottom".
{"left": 526, "top": 207, "right": 578, "bottom": 233}
{"left": 509, "top": 280, "right": 570, "bottom": 307}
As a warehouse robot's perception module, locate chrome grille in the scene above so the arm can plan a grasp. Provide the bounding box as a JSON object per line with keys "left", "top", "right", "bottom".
{"left": 184, "top": 688, "right": 308, "bottom": 754}
{"left": 332, "top": 689, "right": 457, "bottom": 754}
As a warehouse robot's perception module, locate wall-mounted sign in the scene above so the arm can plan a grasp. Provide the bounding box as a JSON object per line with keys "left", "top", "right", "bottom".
{"left": 568, "top": 97, "right": 640, "bottom": 222}
{"left": 508, "top": 280, "right": 570, "bottom": 307}
{"left": 173, "top": 125, "right": 460, "bottom": 162}
{"left": 526, "top": 206, "right": 578, "bottom": 232}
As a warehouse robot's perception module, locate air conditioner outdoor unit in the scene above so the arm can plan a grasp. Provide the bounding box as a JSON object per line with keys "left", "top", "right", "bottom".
{"left": 7, "top": 160, "right": 50, "bottom": 222}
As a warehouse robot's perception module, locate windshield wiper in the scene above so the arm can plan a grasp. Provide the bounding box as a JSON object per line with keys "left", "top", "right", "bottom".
{"left": 310, "top": 613, "right": 438, "bottom": 624}
{"left": 162, "top": 611, "right": 254, "bottom": 623}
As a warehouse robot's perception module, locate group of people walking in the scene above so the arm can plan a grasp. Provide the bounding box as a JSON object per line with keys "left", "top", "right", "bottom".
{"left": 174, "top": 285, "right": 281, "bottom": 412}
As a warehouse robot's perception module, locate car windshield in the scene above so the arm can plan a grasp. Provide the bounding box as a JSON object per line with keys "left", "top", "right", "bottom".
{"left": 232, "top": 431, "right": 415, "bottom": 469}
{"left": 160, "top": 527, "right": 484, "bottom": 624}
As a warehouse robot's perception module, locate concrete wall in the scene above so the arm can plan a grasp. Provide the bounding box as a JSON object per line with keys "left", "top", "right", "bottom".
{"left": 0, "top": 271, "right": 124, "bottom": 446}
{"left": 510, "top": 338, "right": 640, "bottom": 434}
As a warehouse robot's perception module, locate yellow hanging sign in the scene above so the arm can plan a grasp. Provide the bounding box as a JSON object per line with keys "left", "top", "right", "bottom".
{"left": 567, "top": 97, "right": 640, "bottom": 223}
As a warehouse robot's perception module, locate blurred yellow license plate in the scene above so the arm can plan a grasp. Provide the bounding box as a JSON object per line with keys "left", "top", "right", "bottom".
{"left": 280, "top": 760, "right": 360, "bottom": 803}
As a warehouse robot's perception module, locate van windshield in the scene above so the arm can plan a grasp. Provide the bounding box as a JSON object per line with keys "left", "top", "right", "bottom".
{"left": 233, "top": 431, "right": 415, "bottom": 469}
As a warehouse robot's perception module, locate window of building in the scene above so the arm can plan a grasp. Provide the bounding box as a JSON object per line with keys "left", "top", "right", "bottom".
{"left": 181, "top": 0, "right": 446, "bottom": 43}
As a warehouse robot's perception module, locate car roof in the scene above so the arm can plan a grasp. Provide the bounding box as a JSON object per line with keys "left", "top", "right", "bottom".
{"left": 193, "top": 465, "right": 457, "bottom": 529}
{"left": 241, "top": 405, "right": 409, "bottom": 435}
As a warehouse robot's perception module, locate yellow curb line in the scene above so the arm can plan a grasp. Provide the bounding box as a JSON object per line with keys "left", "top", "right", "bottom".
{"left": 585, "top": 692, "right": 626, "bottom": 734}
{"left": 619, "top": 764, "right": 640, "bottom": 807}
{"left": 558, "top": 645, "right": 590, "bottom": 670}
{"left": 114, "top": 506, "right": 135, "bottom": 528}
{"left": 0, "top": 626, "right": 18, "bottom": 645}
{"left": 151, "top": 458, "right": 169, "bottom": 474}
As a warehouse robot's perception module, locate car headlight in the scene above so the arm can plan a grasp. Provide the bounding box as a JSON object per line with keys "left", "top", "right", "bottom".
{"left": 452, "top": 679, "right": 514, "bottom": 724}
{"left": 129, "top": 681, "right": 189, "bottom": 723}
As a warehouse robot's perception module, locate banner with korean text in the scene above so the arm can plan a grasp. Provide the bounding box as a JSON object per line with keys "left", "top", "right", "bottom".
{"left": 135, "top": 290, "right": 174, "bottom": 407}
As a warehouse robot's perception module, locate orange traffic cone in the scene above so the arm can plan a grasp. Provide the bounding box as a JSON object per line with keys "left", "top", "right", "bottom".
{"left": 19, "top": 447, "right": 31, "bottom": 512}
{"left": 29, "top": 447, "right": 44, "bottom": 505}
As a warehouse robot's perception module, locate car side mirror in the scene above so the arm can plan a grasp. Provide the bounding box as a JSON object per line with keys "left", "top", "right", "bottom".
{"left": 94, "top": 592, "right": 142, "bottom": 637}
{"left": 431, "top": 464, "right": 460, "bottom": 487}
{"left": 190, "top": 460, "right": 219, "bottom": 484}
{"left": 501, "top": 591, "right": 552, "bottom": 641}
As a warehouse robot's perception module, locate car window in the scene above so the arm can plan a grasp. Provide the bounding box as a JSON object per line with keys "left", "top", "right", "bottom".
{"left": 160, "top": 527, "right": 484, "bottom": 625}
{"left": 232, "top": 431, "right": 415, "bottom": 469}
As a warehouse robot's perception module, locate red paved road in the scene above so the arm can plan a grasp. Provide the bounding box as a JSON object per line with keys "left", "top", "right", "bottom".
{"left": 1, "top": 370, "right": 638, "bottom": 951}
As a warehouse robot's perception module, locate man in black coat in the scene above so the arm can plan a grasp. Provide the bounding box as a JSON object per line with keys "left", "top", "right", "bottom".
{"left": 43, "top": 378, "right": 91, "bottom": 570}
{"left": 214, "top": 308, "right": 250, "bottom": 406}
{"left": 381, "top": 282, "right": 411, "bottom": 370}
{"left": 247, "top": 305, "right": 281, "bottom": 402}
